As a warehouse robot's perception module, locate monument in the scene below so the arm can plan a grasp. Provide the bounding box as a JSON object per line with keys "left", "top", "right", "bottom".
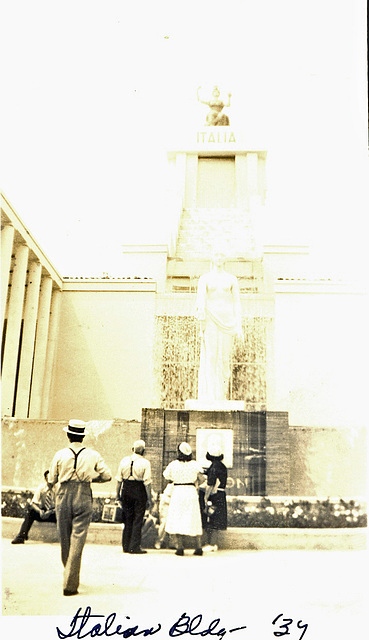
{"left": 141, "top": 85, "right": 290, "bottom": 498}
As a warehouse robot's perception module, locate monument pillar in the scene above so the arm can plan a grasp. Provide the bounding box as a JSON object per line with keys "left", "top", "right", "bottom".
{"left": 140, "top": 85, "right": 291, "bottom": 499}
{"left": 246, "top": 152, "right": 259, "bottom": 206}
{"left": 235, "top": 155, "right": 248, "bottom": 209}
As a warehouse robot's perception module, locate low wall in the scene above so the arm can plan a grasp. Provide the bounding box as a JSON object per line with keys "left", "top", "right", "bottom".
{"left": 2, "top": 517, "right": 366, "bottom": 551}
{"left": 1, "top": 418, "right": 367, "bottom": 498}
{"left": 289, "top": 425, "right": 367, "bottom": 496}
{"left": 1, "top": 418, "right": 141, "bottom": 492}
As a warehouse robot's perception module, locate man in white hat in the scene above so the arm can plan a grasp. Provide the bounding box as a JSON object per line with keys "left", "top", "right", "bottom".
{"left": 115, "top": 439, "right": 153, "bottom": 554}
{"left": 48, "top": 419, "right": 112, "bottom": 596}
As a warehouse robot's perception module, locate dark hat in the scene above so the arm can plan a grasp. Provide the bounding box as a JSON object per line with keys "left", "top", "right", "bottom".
{"left": 63, "top": 419, "right": 87, "bottom": 436}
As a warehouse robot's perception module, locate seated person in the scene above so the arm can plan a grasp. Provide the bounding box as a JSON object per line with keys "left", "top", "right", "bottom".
{"left": 11, "top": 470, "right": 56, "bottom": 544}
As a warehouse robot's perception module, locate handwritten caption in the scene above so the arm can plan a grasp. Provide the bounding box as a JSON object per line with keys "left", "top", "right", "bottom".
{"left": 56, "top": 607, "right": 309, "bottom": 640}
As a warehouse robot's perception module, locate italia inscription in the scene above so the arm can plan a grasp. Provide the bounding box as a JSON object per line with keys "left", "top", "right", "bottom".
{"left": 197, "top": 130, "right": 236, "bottom": 144}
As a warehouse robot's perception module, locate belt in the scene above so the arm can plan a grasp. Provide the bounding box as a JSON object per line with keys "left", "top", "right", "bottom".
{"left": 174, "top": 483, "right": 195, "bottom": 486}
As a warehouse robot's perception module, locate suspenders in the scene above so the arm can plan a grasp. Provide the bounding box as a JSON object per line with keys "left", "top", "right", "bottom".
{"left": 129, "top": 459, "right": 134, "bottom": 479}
{"left": 123, "top": 458, "right": 141, "bottom": 482}
{"left": 68, "top": 447, "right": 86, "bottom": 481}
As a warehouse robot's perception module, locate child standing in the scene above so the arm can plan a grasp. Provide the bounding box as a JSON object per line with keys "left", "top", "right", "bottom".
{"left": 155, "top": 482, "right": 173, "bottom": 549}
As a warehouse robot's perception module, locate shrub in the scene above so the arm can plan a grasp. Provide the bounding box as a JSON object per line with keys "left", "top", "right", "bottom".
{"left": 2, "top": 490, "right": 367, "bottom": 528}
{"left": 227, "top": 497, "right": 367, "bottom": 528}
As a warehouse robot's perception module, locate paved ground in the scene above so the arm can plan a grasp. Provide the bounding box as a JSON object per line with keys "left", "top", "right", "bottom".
{"left": 1, "top": 538, "right": 368, "bottom": 639}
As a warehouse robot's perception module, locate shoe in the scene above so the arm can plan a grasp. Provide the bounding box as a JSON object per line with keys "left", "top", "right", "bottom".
{"left": 154, "top": 541, "right": 161, "bottom": 549}
{"left": 11, "top": 537, "right": 25, "bottom": 544}
{"left": 193, "top": 548, "right": 203, "bottom": 556}
{"left": 129, "top": 548, "right": 147, "bottom": 554}
{"left": 203, "top": 544, "right": 217, "bottom": 552}
{"left": 63, "top": 589, "right": 78, "bottom": 596}
{"left": 175, "top": 549, "right": 184, "bottom": 556}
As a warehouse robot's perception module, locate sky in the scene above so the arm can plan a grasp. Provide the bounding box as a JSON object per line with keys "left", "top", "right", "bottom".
{"left": 1, "top": 0, "right": 368, "bottom": 278}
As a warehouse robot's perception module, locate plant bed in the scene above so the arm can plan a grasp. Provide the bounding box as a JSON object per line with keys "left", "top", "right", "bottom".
{"left": 226, "top": 496, "right": 367, "bottom": 528}
{"left": 2, "top": 489, "right": 367, "bottom": 529}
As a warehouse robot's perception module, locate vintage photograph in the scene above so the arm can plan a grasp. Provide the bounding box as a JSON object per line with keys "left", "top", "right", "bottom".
{"left": 1, "top": 1, "right": 368, "bottom": 638}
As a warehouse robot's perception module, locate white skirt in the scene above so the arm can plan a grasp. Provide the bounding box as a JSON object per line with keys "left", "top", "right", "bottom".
{"left": 165, "top": 485, "right": 202, "bottom": 536}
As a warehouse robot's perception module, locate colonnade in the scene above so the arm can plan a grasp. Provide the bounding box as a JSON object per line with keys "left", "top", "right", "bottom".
{"left": 1, "top": 198, "right": 62, "bottom": 419}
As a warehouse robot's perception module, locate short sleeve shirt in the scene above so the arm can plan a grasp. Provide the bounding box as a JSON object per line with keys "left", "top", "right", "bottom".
{"left": 48, "top": 444, "right": 112, "bottom": 484}
{"left": 116, "top": 453, "right": 152, "bottom": 486}
{"left": 163, "top": 459, "right": 203, "bottom": 484}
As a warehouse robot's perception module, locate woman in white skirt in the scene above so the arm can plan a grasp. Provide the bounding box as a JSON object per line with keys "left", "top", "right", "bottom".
{"left": 163, "top": 442, "right": 205, "bottom": 556}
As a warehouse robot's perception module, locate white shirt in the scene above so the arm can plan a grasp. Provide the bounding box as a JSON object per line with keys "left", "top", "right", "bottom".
{"left": 163, "top": 459, "right": 204, "bottom": 485}
{"left": 32, "top": 481, "right": 56, "bottom": 511}
{"left": 116, "top": 453, "right": 152, "bottom": 486}
{"left": 48, "top": 443, "right": 112, "bottom": 484}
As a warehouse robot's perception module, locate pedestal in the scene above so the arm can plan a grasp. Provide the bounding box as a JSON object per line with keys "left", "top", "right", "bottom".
{"left": 141, "top": 408, "right": 290, "bottom": 497}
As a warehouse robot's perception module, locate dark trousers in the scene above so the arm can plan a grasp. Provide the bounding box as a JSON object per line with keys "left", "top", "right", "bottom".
{"left": 121, "top": 480, "right": 147, "bottom": 552}
{"left": 15, "top": 505, "right": 56, "bottom": 539}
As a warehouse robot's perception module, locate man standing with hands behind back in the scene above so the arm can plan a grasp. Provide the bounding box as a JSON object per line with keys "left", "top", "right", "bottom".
{"left": 116, "top": 439, "right": 153, "bottom": 554}
{"left": 48, "top": 419, "right": 112, "bottom": 596}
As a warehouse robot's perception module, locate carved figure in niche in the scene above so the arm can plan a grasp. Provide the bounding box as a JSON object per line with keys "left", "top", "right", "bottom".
{"left": 196, "top": 251, "right": 243, "bottom": 403}
{"left": 197, "top": 85, "right": 231, "bottom": 126}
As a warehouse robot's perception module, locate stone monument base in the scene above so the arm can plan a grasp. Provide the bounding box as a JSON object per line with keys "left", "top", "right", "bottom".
{"left": 184, "top": 399, "right": 245, "bottom": 411}
{"left": 141, "top": 408, "right": 290, "bottom": 497}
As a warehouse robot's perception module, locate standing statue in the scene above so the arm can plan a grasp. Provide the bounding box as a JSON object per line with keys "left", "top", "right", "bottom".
{"left": 197, "top": 85, "right": 232, "bottom": 126}
{"left": 196, "top": 251, "right": 243, "bottom": 403}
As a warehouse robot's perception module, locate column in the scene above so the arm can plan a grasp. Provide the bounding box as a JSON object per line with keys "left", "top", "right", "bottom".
{"left": 235, "top": 155, "right": 248, "bottom": 209}
{"left": 168, "top": 152, "right": 187, "bottom": 257}
{"left": 1, "top": 223, "right": 15, "bottom": 333}
{"left": 1, "top": 243, "right": 29, "bottom": 416}
{"left": 28, "top": 275, "right": 53, "bottom": 418}
{"left": 184, "top": 154, "right": 198, "bottom": 208}
{"left": 175, "top": 152, "right": 187, "bottom": 207}
{"left": 40, "top": 287, "right": 62, "bottom": 418}
{"left": 265, "top": 313, "right": 276, "bottom": 411}
{"left": 246, "top": 152, "right": 259, "bottom": 203}
{"left": 14, "top": 260, "right": 42, "bottom": 417}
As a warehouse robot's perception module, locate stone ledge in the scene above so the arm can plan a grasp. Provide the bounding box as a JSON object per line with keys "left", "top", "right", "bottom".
{"left": 184, "top": 400, "right": 245, "bottom": 411}
{"left": 2, "top": 517, "right": 366, "bottom": 551}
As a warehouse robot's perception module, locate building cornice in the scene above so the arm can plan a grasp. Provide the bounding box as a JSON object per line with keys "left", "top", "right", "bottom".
{"left": 1, "top": 193, "right": 63, "bottom": 289}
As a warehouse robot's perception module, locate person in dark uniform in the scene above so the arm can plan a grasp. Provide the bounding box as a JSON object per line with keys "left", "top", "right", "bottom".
{"left": 48, "top": 419, "right": 112, "bottom": 596}
{"left": 11, "top": 470, "right": 56, "bottom": 544}
{"left": 199, "top": 443, "right": 228, "bottom": 552}
{"left": 115, "top": 439, "right": 153, "bottom": 554}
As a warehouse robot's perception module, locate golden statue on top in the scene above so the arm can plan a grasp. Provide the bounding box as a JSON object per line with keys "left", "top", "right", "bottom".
{"left": 197, "top": 85, "right": 232, "bottom": 126}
